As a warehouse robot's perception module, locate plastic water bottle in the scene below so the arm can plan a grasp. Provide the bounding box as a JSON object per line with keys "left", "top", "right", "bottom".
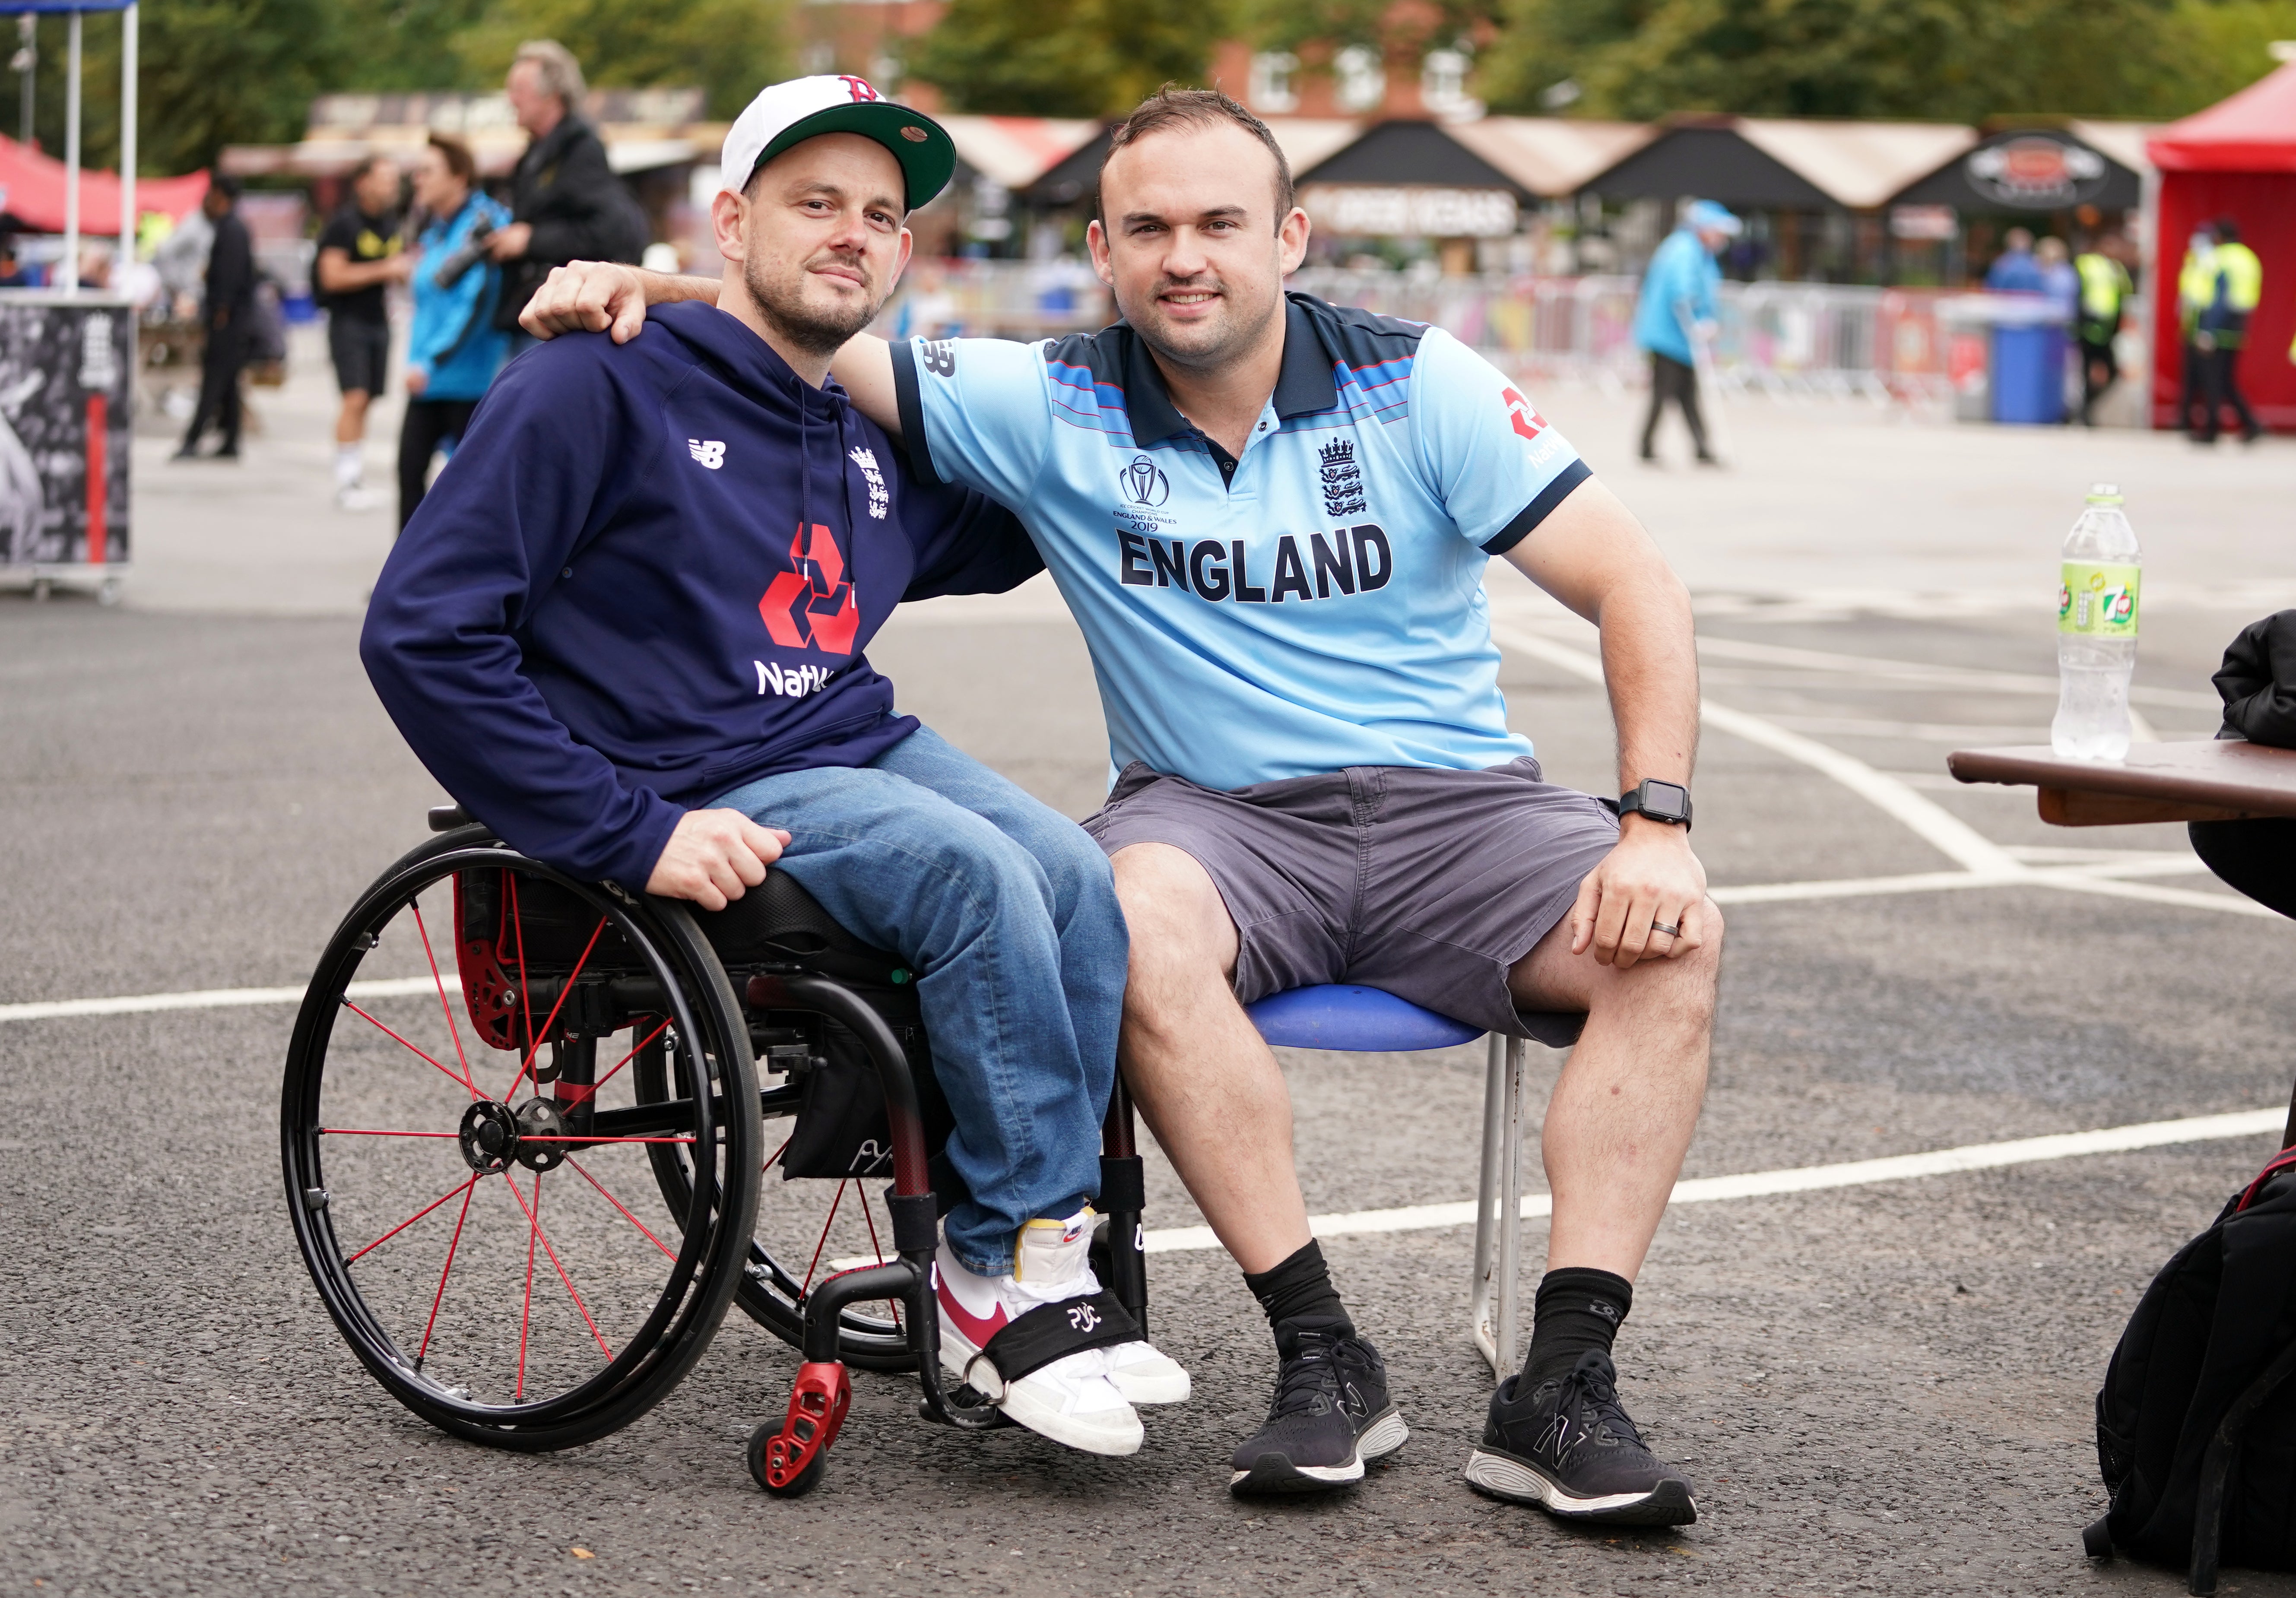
{"left": 2052, "top": 484, "right": 2141, "bottom": 760}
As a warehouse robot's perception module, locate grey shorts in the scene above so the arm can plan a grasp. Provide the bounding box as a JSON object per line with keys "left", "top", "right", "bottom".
{"left": 1081, "top": 758, "right": 1619, "bottom": 1042}
{"left": 329, "top": 314, "right": 390, "bottom": 396}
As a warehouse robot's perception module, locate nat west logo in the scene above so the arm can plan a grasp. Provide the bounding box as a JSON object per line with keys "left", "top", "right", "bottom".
{"left": 758, "top": 523, "right": 860, "bottom": 655}
{"left": 1501, "top": 386, "right": 1546, "bottom": 442}
{"left": 1118, "top": 454, "right": 1169, "bottom": 507}
{"left": 1116, "top": 525, "right": 1392, "bottom": 604}
{"left": 756, "top": 659, "right": 836, "bottom": 698}
{"left": 838, "top": 75, "right": 883, "bottom": 103}
{"left": 1319, "top": 438, "right": 1366, "bottom": 518}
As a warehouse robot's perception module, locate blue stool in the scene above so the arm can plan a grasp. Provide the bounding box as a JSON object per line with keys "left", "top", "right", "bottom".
{"left": 1242, "top": 984, "right": 1585, "bottom": 1375}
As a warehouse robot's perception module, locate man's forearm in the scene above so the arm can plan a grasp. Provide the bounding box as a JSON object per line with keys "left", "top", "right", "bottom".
{"left": 1595, "top": 575, "right": 1699, "bottom": 792}
{"left": 637, "top": 270, "right": 721, "bottom": 308}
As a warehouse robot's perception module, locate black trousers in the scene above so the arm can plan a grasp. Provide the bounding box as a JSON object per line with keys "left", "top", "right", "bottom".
{"left": 397, "top": 397, "right": 480, "bottom": 530}
{"left": 2191, "top": 819, "right": 2296, "bottom": 919}
{"left": 2077, "top": 336, "right": 2117, "bottom": 425}
{"left": 182, "top": 322, "right": 247, "bottom": 454}
{"left": 2191, "top": 346, "right": 2260, "bottom": 442}
{"left": 1640, "top": 351, "right": 1709, "bottom": 460}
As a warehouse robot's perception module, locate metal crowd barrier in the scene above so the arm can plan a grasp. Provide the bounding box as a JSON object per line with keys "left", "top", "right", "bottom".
{"left": 885, "top": 262, "right": 2144, "bottom": 412}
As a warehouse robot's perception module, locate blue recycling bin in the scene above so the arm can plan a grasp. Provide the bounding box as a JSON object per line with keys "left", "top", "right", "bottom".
{"left": 1991, "top": 321, "right": 2067, "bottom": 425}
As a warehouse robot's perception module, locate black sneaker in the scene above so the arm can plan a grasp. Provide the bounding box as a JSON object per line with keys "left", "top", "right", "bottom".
{"left": 1465, "top": 1350, "right": 1697, "bottom": 1525}
{"left": 1229, "top": 1324, "right": 1408, "bottom": 1494}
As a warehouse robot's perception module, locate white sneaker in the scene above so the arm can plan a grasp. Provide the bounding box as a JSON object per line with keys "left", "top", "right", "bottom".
{"left": 1105, "top": 1338, "right": 1192, "bottom": 1404}
{"left": 935, "top": 1210, "right": 1143, "bottom": 1457}
{"left": 336, "top": 484, "right": 378, "bottom": 512}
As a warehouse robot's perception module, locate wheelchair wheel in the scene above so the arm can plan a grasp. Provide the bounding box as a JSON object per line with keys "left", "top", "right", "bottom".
{"left": 633, "top": 1034, "right": 915, "bottom": 1372}
{"left": 282, "top": 829, "right": 764, "bottom": 1451}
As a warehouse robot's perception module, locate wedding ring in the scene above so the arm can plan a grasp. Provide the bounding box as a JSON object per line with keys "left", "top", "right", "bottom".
{"left": 1652, "top": 920, "right": 1681, "bottom": 937}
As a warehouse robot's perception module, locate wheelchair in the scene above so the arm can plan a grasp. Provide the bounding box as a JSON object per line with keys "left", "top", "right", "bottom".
{"left": 281, "top": 808, "right": 1152, "bottom": 1496}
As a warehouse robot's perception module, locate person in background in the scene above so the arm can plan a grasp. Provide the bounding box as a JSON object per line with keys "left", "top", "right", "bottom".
{"left": 486, "top": 39, "right": 645, "bottom": 351}
{"left": 316, "top": 156, "right": 411, "bottom": 509}
{"left": 174, "top": 176, "right": 254, "bottom": 461}
{"left": 396, "top": 133, "right": 511, "bottom": 532}
{"left": 0, "top": 230, "right": 32, "bottom": 289}
{"left": 2035, "top": 236, "right": 2078, "bottom": 321}
{"left": 2074, "top": 232, "right": 2133, "bottom": 428}
{"left": 2189, "top": 215, "right": 2263, "bottom": 445}
{"left": 1985, "top": 226, "right": 2044, "bottom": 293}
{"left": 1631, "top": 198, "right": 1738, "bottom": 466}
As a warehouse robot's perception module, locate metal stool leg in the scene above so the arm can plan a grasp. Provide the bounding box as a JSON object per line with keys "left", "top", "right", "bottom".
{"left": 1470, "top": 1034, "right": 1530, "bottom": 1375}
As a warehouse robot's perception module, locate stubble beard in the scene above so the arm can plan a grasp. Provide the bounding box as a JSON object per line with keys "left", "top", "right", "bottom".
{"left": 745, "top": 248, "right": 883, "bottom": 359}
{"left": 1126, "top": 273, "right": 1283, "bottom": 376}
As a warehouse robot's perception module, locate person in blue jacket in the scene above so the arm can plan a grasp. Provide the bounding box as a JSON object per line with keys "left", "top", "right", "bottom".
{"left": 1630, "top": 199, "right": 1737, "bottom": 465}
{"left": 396, "top": 135, "right": 514, "bottom": 529}
{"left": 361, "top": 76, "right": 1192, "bottom": 1456}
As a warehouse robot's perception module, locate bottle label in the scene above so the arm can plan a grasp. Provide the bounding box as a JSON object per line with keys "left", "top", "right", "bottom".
{"left": 2059, "top": 562, "right": 2139, "bottom": 637}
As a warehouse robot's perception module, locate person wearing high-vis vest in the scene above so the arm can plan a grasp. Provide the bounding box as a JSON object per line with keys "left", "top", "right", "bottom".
{"left": 2074, "top": 235, "right": 2132, "bottom": 427}
{"left": 2189, "top": 216, "right": 2264, "bottom": 444}
{"left": 2176, "top": 223, "right": 2218, "bottom": 437}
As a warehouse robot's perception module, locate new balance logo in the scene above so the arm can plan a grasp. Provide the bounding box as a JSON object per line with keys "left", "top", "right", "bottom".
{"left": 688, "top": 438, "right": 726, "bottom": 469}
{"left": 920, "top": 339, "right": 956, "bottom": 378}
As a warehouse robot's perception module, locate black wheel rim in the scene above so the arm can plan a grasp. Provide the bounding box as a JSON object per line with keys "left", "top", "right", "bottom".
{"left": 281, "top": 836, "right": 760, "bottom": 1443}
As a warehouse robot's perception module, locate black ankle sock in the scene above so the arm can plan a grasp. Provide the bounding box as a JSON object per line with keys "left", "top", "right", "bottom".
{"left": 1243, "top": 1240, "right": 1354, "bottom": 1358}
{"left": 1519, "top": 1267, "right": 1633, "bottom": 1390}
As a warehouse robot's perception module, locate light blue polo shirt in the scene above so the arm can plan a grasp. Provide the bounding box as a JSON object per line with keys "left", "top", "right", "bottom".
{"left": 889, "top": 292, "right": 1592, "bottom": 792}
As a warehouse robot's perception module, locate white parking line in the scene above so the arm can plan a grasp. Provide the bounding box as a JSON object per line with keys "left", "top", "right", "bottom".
{"left": 0, "top": 977, "right": 435, "bottom": 1024}
{"left": 1141, "top": 1105, "right": 2287, "bottom": 1255}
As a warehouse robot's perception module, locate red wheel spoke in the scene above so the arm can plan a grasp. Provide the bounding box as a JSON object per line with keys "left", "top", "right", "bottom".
{"left": 766, "top": 1132, "right": 792, "bottom": 1176}
{"left": 860, "top": 1184, "right": 901, "bottom": 1334}
{"left": 346, "top": 1171, "right": 482, "bottom": 1265}
{"left": 320, "top": 1127, "right": 459, "bottom": 1139}
{"left": 516, "top": 1172, "right": 539, "bottom": 1399}
{"left": 410, "top": 899, "right": 477, "bottom": 1101}
{"left": 502, "top": 1170, "right": 613, "bottom": 1361}
{"left": 416, "top": 1178, "right": 479, "bottom": 1368}
{"left": 566, "top": 1157, "right": 676, "bottom": 1261}
{"left": 590, "top": 1017, "right": 671, "bottom": 1099}
{"left": 498, "top": 914, "right": 609, "bottom": 1104}
{"left": 341, "top": 1000, "right": 476, "bottom": 1097}
{"left": 802, "top": 1180, "right": 848, "bottom": 1295}
{"left": 517, "top": 1135, "right": 694, "bottom": 1145}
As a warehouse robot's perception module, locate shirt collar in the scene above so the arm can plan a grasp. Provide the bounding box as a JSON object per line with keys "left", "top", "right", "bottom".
{"left": 1120, "top": 293, "right": 1338, "bottom": 447}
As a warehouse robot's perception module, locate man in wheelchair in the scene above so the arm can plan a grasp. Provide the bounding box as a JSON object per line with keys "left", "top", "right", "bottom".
{"left": 359, "top": 77, "right": 1187, "bottom": 1458}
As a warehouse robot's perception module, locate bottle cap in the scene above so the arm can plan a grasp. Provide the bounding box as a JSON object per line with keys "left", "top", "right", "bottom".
{"left": 2086, "top": 483, "right": 2124, "bottom": 505}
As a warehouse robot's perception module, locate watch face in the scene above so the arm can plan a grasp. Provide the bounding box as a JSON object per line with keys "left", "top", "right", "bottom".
{"left": 1643, "top": 781, "right": 1690, "bottom": 821}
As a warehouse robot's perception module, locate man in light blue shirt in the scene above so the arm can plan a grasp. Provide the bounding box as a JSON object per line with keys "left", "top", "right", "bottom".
{"left": 1631, "top": 199, "right": 1738, "bottom": 465}
{"left": 526, "top": 86, "right": 1721, "bottom": 1525}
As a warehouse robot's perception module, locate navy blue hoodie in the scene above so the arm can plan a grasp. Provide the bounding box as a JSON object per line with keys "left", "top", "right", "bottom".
{"left": 360, "top": 301, "right": 1042, "bottom": 889}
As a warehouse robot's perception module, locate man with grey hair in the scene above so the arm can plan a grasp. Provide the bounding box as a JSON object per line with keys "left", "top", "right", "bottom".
{"left": 486, "top": 38, "right": 646, "bottom": 339}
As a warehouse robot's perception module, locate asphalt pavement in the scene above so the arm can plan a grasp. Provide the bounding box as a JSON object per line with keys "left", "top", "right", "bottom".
{"left": 5, "top": 342, "right": 2296, "bottom": 1596}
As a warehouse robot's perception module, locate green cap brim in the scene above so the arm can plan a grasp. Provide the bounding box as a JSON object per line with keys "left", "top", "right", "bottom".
{"left": 755, "top": 104, "right": 957, "bottom": 212}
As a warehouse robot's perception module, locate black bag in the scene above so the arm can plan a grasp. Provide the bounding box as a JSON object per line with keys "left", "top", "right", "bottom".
{"left": 2212, "top": 611, "right": 2296, "bottom": 748}
{"left": 2088, "top": 1146, "right": 2296, "bottom": 1593}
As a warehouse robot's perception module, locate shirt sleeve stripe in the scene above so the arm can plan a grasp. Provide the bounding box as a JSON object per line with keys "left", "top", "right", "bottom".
{"left": 889, "top": 339, "right": 940, "bottom": 483}
{"left": 1481, "top": 458, "right": 1592, "bottom": 555}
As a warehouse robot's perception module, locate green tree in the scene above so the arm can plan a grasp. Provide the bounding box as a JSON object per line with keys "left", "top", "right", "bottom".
{"left": 909, "top": 0, "right": 1239, "bottom": 117}
{"left": 1478, "top": 0, "right": 2289, "bottom": 121}
{"left": 452, "top": 0, "right": 792, "bottom": 120}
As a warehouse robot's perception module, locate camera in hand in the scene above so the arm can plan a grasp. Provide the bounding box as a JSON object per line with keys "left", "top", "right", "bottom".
{"left": 431, "top": 219, "right": 497, "bottom": 289}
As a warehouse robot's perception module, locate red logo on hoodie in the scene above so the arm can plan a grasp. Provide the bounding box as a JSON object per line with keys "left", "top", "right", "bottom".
{"left": 759, "top": 523, "right": 860, "bottom": 655}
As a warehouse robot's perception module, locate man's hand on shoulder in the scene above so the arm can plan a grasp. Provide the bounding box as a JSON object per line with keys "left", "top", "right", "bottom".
{"left": 1569, "top": 815, "right": 1709, "bottom": 970}
{"left": 646, "top": 809, "right": 792, "bottom": 912}
{"left": 520, "top": 262, "right": 720, "bottom": 345}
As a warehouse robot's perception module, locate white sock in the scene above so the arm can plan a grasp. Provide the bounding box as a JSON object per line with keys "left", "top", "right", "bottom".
{"left": 335, "top": 445, "right": 363, "bottom": 490}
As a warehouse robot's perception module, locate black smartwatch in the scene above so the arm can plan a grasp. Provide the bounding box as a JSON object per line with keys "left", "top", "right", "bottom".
{"left": 1618, "top": 779, "right": 1693, "bottom": 830}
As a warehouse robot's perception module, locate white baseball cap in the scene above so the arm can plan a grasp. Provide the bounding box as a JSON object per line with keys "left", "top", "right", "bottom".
{"left": 720, "top": 75, "right": 956, "bottom": 212}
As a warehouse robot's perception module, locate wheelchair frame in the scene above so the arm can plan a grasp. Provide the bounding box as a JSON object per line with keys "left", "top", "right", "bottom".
{"left": 282, "top": 809, "right": 1153, "bottom": 1495}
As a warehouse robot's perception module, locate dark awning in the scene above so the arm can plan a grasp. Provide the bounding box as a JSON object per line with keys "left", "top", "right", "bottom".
{"left": 1579, "top": 121, "right": 1834, "bottom": 208}
{"left": 1892, "top": 127, "right": 2141, "bottom": 212}
{"left": 1295, "top": 119, "right": 1529, "bottom": 199}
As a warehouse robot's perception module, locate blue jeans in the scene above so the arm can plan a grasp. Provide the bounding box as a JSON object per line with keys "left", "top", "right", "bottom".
{"left": 710, "top": 726, "right": 1126, "bottom": 1275}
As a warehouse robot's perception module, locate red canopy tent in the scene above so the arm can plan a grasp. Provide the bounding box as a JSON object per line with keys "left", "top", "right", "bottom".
{"left": 2146, "top": 62, "right": 2296, "bottom": 431}
{"left": 0, "top": 131, "right": 205, "bottom": 235}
